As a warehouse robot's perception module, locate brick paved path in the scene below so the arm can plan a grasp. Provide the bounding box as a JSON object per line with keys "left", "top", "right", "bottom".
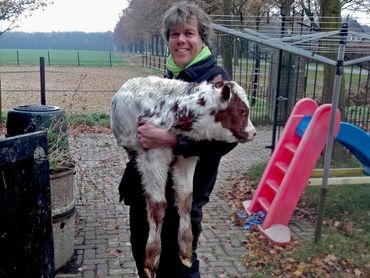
{"left": 56, "top": 127, "right": 312, "bottom": 278}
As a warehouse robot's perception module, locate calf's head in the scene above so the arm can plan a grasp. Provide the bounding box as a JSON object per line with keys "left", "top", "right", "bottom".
{"left": 212, "top": 81, "right": 256, "bottom": 143}
{"left": 172, "top": 80, "right": 256, "bottom": 143}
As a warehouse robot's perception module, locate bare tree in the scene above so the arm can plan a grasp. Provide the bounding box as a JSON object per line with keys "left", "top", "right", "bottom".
{"left": 294, "top": 0, "right": 370, "bottom": 30}
{"left": 0, "top": 0, "right": 53, "bottom": 122}
{"left": 319, "top": 0, "right": 346, "bottom": 111}
{"left": 113, "top": 0, "right": 173, "bottom": 53}
{"left": 232, "top": 0, "right": 249, "bottom": 18}
{"left": 194, "top": 0, "right": 223, "bottom": 14}
{"left": 0, "top": 0, "right": 52, "bottom": 35}
{"left": 340, "top": 0, "right": 370, "bottom": 11}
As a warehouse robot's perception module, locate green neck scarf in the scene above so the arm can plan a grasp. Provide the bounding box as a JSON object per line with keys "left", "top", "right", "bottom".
{"left": 166, "top": 46, "right": 212, "bottom": 77}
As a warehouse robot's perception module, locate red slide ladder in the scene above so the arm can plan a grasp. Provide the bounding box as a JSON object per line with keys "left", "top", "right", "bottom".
{"left": 243, "top": 98, "right": 341, "bottom": 244}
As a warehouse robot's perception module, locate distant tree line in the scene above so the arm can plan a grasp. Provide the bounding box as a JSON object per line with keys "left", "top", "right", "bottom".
{"left": 113, "top": 0, "right": 370, "bottom": 52}
{"left": 0, "top": 31, "right": 115, "bottom": 51}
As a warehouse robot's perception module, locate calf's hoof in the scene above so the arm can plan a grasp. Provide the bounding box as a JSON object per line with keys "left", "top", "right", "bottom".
{"left": 144, "top": 267, "right": 156, "bottom": 278}
{"left": 180, "top": 256, "right": 192, "bottom": 268}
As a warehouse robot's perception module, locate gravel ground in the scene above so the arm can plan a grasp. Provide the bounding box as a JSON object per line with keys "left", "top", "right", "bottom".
{"left": 0, "top": 65, "right": 155, "bottom": 113}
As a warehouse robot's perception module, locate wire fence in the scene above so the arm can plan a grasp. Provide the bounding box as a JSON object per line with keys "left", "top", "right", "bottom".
{"left": 139, "top": 15, "right": 370, "bottom": 135}
{"left": 0, "top": 49, "right": 127, "bottom": 67}
{"left": 0, "top": 62, "right": 153, "bottom": 117}
{"left": 141, "top": 47, "right": 369, "bottom": 131}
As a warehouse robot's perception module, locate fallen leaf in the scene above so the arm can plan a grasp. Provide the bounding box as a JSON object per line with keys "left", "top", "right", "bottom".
{"left": 324, "top": 254, "right": 337, "bottom": 263}
{"left": 354, "top": 268, "right": 362, "bottom": 277}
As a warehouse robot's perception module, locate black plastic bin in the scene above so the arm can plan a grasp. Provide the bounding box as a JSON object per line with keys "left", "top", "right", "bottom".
{"left": 6, "top": 105, "right": 67, "bottom": 137}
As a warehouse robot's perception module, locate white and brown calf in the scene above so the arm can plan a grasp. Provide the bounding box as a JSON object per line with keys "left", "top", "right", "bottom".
{"left": 111, "top": 76, "right": 255, "bottom": 278}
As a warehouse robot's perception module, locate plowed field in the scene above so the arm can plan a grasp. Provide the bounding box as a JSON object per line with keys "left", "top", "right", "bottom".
{"left": 1, "top": 65, "right": 155, "bottom": 114}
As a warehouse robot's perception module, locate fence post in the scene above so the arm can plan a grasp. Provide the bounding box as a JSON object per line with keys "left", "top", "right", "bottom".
{"left": 109, "top": 52, "right": 112, "bottom": 67}
{"left": 77, "top": 51, "right": 80, "bottom": 66}
{"left": 40, "top": 57, "right": 46, "bottom": 105}
{"left": 47, "top": 51, "right": 51, "bottom": 66}
{"left": 16, "top": 50, "right": 20, "bottom": 65}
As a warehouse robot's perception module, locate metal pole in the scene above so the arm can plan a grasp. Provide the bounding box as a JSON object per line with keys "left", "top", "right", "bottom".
{"left": 314, "top": 23, "right": 348, "bottom": 243}
{"left": 40, "top": 57, "right": 46, "bottom": 105}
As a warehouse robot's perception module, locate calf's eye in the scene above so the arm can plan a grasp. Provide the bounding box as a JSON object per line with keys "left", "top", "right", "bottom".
{"left": 239, "top": 109, "right": 247, "bottom": 116}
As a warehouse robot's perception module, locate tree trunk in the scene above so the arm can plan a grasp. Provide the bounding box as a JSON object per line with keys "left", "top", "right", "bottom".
{"left": 319, "top": 0, "right": 345, "bottom": 108}
{"left": 319, "top": 0, "right": 347, "bottom": 162}
{"left": 268, "top": 0, "right": 300, "bottom": 122}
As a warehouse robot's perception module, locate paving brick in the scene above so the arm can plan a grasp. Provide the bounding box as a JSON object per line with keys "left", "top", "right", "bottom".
{"left": 82, "top": 270, "right": 95, "bottom": 278}
{"left": 83, "top": 249, "right": 95, "bottom": 260}
{"left": 96, "top": 264, "right": 108, "bottom": 275}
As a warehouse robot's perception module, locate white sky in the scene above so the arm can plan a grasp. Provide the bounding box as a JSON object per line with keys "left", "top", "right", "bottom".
{"left": 4, "top": 0, "right": 129, "bottom": 33}
{"left": 2, "top": 1, "right": 368, "bottom": 33}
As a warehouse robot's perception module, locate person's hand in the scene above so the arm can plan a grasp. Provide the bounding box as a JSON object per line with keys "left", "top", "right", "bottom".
{"left": 138, "top": 122, "right": 178, "bottom": 149}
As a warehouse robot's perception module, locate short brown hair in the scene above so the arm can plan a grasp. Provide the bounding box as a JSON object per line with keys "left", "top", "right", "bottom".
{"left": 162, "top": 1, "right": 213, "bottom": 46}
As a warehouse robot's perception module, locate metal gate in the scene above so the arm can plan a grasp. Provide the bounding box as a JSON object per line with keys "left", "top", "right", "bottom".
{"left": 0, "top": 131, "right": 54, "bottom": 277}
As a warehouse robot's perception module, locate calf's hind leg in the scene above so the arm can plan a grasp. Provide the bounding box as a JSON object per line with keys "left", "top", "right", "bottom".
{"left": 144, "top": 196, "right": 166, "bottom": 278}
{"left": 171, "top": 156, "right": 198, "bottom": 267}
{"left": 136, "top": 149, "right": 172, "bottom": 277}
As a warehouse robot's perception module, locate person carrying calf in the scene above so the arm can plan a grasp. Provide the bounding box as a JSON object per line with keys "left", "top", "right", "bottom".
{"left": 115, "top": 2, "right": 256, "bottom": 277}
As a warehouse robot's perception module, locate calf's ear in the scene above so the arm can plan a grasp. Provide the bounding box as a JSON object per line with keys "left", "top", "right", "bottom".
{"left": 221, "top": 84, "right": 231, "bottom": 101}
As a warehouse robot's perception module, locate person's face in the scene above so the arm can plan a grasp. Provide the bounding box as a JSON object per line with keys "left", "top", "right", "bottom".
{"left": 168, "top": 17, "right": 205, "bottom": 68}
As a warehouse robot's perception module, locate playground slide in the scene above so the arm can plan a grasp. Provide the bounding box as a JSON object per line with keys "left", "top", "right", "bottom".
{"left": 243, "top": 98, "right": 341, "bottom": 244}
{"left": 336, "top": 122, "right": 370, "bottom": 168}
{"left": 243, "top": 100, "right": 368, "bottom": 245}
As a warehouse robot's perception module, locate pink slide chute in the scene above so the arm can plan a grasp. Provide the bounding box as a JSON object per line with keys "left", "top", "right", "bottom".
{"left": 243, "top": 98, "right": 341, "bottom": 244}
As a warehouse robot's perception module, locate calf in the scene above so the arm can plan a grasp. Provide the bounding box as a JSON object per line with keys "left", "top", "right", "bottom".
{"left": 111, "top": 76, "right": 255, "bottom": 278}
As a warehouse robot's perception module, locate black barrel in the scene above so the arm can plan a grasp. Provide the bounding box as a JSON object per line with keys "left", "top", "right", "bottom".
{"left": 6, "top": 105, "right": 66, "bottom": 137}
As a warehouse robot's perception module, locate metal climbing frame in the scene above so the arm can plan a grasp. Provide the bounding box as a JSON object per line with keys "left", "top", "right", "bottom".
{"left": 211, "top": 18, "right": 370, "bottom": 145}
{"left": 211, "top": 20, "right": 370, "bottom": 242}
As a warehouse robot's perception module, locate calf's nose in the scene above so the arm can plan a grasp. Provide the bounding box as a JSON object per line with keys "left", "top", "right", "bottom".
{"left": 249, "top": 130, "right": 257, "bottom": 141}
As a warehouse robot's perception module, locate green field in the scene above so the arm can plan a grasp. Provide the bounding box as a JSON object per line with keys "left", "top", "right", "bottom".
{"left": 0, "top": 49, "right": 128, "bottom": 66}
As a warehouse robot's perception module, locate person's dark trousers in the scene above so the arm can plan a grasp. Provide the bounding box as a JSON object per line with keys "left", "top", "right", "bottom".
{"left": 129, "top": 201, "right": 149, "bottom": 278}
